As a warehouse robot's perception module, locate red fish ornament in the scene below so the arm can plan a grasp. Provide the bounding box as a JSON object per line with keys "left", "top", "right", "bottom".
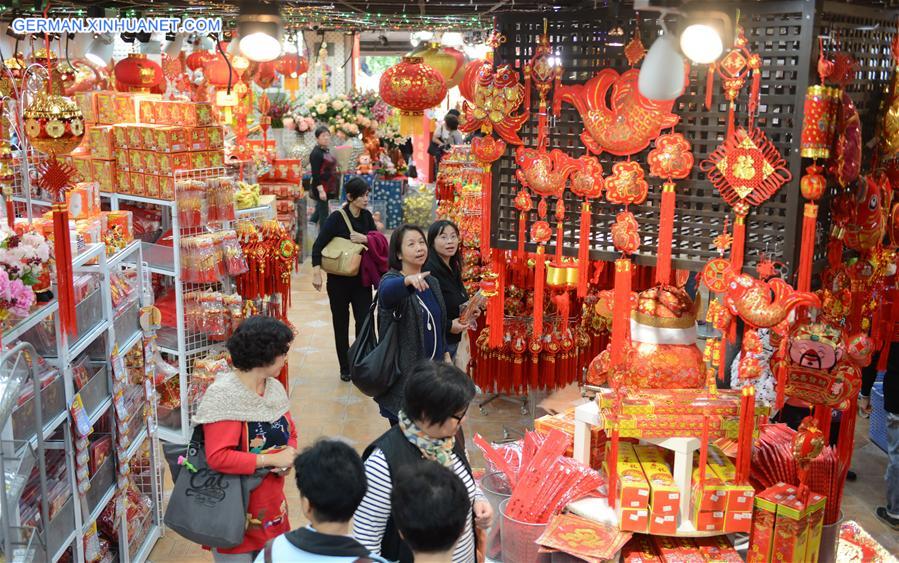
{"left": 459, "top": 60, "right": 528, "bottom": 145}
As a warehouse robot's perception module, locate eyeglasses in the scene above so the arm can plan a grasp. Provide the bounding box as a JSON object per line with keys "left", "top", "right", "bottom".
{"left": 451, "top": 408, "right": 468, "bottom": 423}
{"left": 437, "top": 233, "right": 459, "bottom": 242}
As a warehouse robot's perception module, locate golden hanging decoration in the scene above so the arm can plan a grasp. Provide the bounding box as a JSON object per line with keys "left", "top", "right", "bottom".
{"left": 23, "top": 92, "right": 85, "bottom": 155}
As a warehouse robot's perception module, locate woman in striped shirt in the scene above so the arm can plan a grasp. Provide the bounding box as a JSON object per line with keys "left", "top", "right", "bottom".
{"left": 352, "top": 361, "right": 493, "bottom": 563}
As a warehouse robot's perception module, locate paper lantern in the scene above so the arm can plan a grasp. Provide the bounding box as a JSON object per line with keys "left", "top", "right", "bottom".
{"left": 204, "top": 53, "right": 234, "bottom": 89}
{"left": 379, "top": 56, "right": 447, "bottom": 135}
{"left": 114, "top": 53, "right": 163, "bottom": 93}
{"left": 23, "top": 92, "right": 85, "bottom": 155}
{"left": 275, "top": 53, "right": 308, "bottom": 78}
{"left": 408, "top": 42, "right": 468, "bottom": 89}
{"left": 186, "top": 50, "right": 213, "bottom": 72}
{"left": 254, "top": 61, "right": 278, "bottom": 89}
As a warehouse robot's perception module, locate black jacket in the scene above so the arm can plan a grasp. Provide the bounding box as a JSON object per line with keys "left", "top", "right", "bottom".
{"left": 425, "top": 254, "right": 469, "bottom": 345}
{"left": 311, "top": 206, "right": 377, "bottom": 269}
{"left": 310, "top": 145, "right": 339, "bottom": 200}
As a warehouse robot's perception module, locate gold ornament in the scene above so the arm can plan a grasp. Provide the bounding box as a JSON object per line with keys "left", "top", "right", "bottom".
{"left": 23, "top": 92, "right": 85, "bottom": 155}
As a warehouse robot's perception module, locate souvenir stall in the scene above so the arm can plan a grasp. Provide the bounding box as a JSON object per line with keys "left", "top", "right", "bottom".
{"left": 460, "top": 1, "right": 899, "bottom": 561}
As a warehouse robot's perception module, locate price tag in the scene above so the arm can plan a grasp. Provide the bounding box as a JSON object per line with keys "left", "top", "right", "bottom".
{"left": 113, "top": 387, "right": 127, "bottom": 420}
{"left": 111, "top": 348, "right": 127, "bottom": 385}
{"left": 70, "top": 393, "right": 93, "bottom": 438}
{"left": 84, "top": 521, "right": 101, "bottom": 561}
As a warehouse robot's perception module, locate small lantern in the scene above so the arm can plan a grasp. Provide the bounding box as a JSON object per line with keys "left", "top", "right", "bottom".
{"left": 379, "top": 56, "right": 447, "bottom": 135}
{"left": 114, "top": 53, "right": 163, "bottom": 93}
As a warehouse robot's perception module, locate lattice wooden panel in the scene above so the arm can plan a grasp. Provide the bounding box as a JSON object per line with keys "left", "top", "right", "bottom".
{"left": 489, "top": 2, "right": 885, "bottom": 274}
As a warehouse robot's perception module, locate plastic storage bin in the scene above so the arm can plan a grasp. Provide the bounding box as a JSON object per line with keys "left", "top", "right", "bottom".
{"left": 871, "top": 382, "right": 888, "bottom": 453}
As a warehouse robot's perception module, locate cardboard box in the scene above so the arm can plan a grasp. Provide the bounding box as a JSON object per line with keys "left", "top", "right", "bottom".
{"left": 204, "top": 149, "right": 224, "bottom": 169}
{"left": 157, "top": 175, "right": 175, "bottom": 200}
{"left": 155, "top": 127, "right": 188, "bottom": 153}
{"left": 648, "top": 512, "right": 676, "bottom": 535}
{"left": 129, "top": 149, "right": 143, "bottom": 173}
{"left": 73, "top": 155, "right": 93, "bottom": 182}
{"left": 75, "top": 92, "right": 97, "bottom": 124}
{"left": 110, "top": 124, "right": 129, "bottom": 149}
{"left": 634, "top": 446, "right": 679, "bottom": 517}
{"left": 90, "top": 160, "right": 115, "bottom": 194}
{"left": 694, "top": 509, "right": 724, "bottom": 532}
{"left": 605, "top": 443, "right": 650, "bottom": 510}
{"left": 651, "top": 536, "right": 705, "bottom": 563}
{"left": 138, "top": 99, "right": 157, "bottom": 124}
{"left": 692, "top": 463, "right": 727, "bottom": 513}
{"left": 95, "top": 91, "right": 117, "bottom": 124}
{"left": 619, "top": 507, "right": 649, "bottom": 533}
{"left": 115, "top": 170, "right": 130, "bottom": 194}
{"left": 142, "top": 125, "right": 159, "bottom": 151}
{"left": 143, "top": 174, "right": 160, "bottom": 198}
{"left": 724, "top": 510, "right": 753, "bottom": 534}
{"left": 130, "top": 173, "right": 145, "bottom": 196}
{"left": 693, "top": 537, "right": 741, "bottom": 563}
{"left": 128, "top": 125, "right": 145, "bottom": 149}
{"left": 113, "top": 94, "right": 136, "bottom": 123}
{"left": 204, "top": 126, "right": 223, "bottom": 148}
{"left": 89, "top": 126, "right": 115, "bottom": 159}
{"left": 622, "top": 535, "right": 661, "bottom": 563}
{"left": 195, "top": 102, "right": 216, "bottom": 126}
{"left": 143, "top": 151, "right": 158, "bottom": 173}
{"left": 803, "top": 493, "right": 827, "bottom": 563}
{"left": 707, "top": 447, "right": 755, "bottom": 511}
{"left": 65, "top": 184, "right": 91, "bottom": 220}
{"left": 772, "top": 496, "right": 809, "bottom": 563}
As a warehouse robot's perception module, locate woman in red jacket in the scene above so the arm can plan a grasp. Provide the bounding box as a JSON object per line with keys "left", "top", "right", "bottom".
{"left": 193, "top": 316, "right": 298, "bottom": 562}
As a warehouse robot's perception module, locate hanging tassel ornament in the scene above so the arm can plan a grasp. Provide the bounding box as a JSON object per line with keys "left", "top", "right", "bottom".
{"left": 570, "top": 155, "right": 604, "bottom": 298}
{"left": 796, "top": 165, "right": 826, "bottom": 292}
{"left": 730, "top": 209, "right": 747, "bottom": 273}
{"left": 655, "top": 183, "right": 676, "bottom": 284}
{"left": 534, "top": 246, "right": 547, "bottom": 338}
{"left": 647, "top": 133, "right": 693, "bottom": 285}
{"left": 611, "top": 258, "right": 632, "bottom": 366}
{"left": 554, "top": 198, "right": 566, "bottom": 262}
{"left": 577, "top": 201, "right": 591, "bottom": 297}
{"left": 514, "top": 190, "right": 533, "bottom": 282}
{"left": 705, "top": 63, "right": 716, "bottom": 110}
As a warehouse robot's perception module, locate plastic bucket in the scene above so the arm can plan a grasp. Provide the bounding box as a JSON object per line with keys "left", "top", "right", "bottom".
{"left": 480, "top": 472, "right": 511, "bottom": 561}
{"left": 818, "top": 511, "right": 843, "bottom": 563}
{"left": 499, "top": 499, "right": 551, "bottom": 563}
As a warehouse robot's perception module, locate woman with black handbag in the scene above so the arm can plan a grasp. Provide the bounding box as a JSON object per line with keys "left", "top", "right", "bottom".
{"left": 373, "top": 225, "right": 467, "bottom": 425}
{"left": 192, "top": 317, "right": 298, "bottom": 562}
{"left": 312, "top": 177, "right": 383, "bottom": 381}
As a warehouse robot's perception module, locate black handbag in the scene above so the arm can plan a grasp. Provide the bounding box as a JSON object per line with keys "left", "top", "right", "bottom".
{"left": 163, "top": 426, "right": 267, "bottom": 548}
{"left": 348, "top": 296, "right": 403, "bottom": 397}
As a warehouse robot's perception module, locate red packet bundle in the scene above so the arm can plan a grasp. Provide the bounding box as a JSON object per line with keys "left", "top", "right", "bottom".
{"left": 536, "top": 513, "right": 632, "bottom": 562}
{"left": 219, "top": 230, "right": 248, "bottom": 276}
{"left": 206, "top": 176, "right": 236, "bottom": 222}
{"left": 177, "top": 180, "right": 206, "bottom": 227}
{"left": 693, "top": 536, "right": 742, "bottom": 562}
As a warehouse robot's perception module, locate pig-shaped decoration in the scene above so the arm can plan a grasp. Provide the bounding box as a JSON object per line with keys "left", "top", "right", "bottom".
{"left": 784, "top": 321, "right": 863, "bottom": 410}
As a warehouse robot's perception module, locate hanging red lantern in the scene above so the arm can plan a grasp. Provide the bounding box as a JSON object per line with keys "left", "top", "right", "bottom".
{"left": 296, "top": 56, "right": 309, "bottom": 77}
{"left": 800, "top": 164, "right": 827, "bottom": 201}
{"left": 186, "top": 50, "right": 213, "bottom": 72}
{"left": 255, "top": 61, "right": 278, "bottom": 89}
{"left": 204, "top": 53, "right": 234, "bottom": 89}
{"left": 275, "top": 53, "right": 307, "bottom": 78}
{"left": 114, "top": 53, "right": 164, "bottom": 93}
{"left": 407, "top": 42, "right": 469, "bottom": 89}
{"left": 379, "top": 56, "right": 447, "bottom": 135}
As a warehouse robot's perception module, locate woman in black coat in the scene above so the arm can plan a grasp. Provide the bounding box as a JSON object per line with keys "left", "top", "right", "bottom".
{"left": 308, "top": 126, "right": 339, "bottom": 230}
{"left": 425, "top": 220, "right": 471, "bottom": 360}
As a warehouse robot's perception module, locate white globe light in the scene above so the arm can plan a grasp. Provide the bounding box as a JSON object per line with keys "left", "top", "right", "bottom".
{"left": 638, "top": 32, "right": 686, "bottom": 101}
{"left": 240, "top": 32, "right": 282, "bottom": 62}
{"left": 441, "top": 32, "right": 464, "bottom": 47}
{"left": 680, "top": 23, "right": 723, "bottom": 64}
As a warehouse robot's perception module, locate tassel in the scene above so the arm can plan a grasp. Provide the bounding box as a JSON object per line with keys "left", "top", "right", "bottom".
{"left": 611, "top": 258, "right": 632, "bottom": 366}
{"left": 481, "top": 172, "right": 492, "bottom": 258}
{"left": 577, "top": 202, "right": 591, "bottom": 298}
{"left": 533, "top": 246, "right": 546, "bottom": 338}
{"left": 775, "top": 340, "right": 788, "bottom": 411}
{"left": 718, "top": 337, "right": 727, "bottom": 384}
{"left": 796, "top": 203, "right": 818, "bottom": 292}
{"left": 524, "top": 67, "right": 532, "bottom": 112}
{"left": 731, "top": 213, "right": 746, "bottom": 273}
{"left": 5, "top": 197, "right": 13, "bottom": 229}
{"left": 727, "top": 102, "right": 736, "bottom": 141}
{"left": 607, "top": 422, "right": 620, "bottom": 509}
{"left": 749, "top": 69, "right": 761, "bottom": 123}
{"left": 517, "top": 211, "right": 527, "bottom": 272}
{"left": 488, "top": 249, "right": 505, "bottom": 348}
{"left": 528, "top": 341, "right": 540, "bottom": 391}
{"left": 742, "top": 387, "right": 756, "bottom": 482}
{"left": 698, "top": 414, "right": 710, "bottom": 489}
{"left": 53, "top": 204, "right": 77, "bottom": 338}
{"left": 815, "top": 405, "right": 833, "bottom": 447}
{"left": 705, "top": 63, "right": 716, "bottom": 110}
{"left": 554, "top": 198, "right": 565, "bottom": 262}
{"left": 826, "top": 239, "right": 843, "bottom": 272}
{"left": 655, "top": 182, "right": 676, "bottom": 285}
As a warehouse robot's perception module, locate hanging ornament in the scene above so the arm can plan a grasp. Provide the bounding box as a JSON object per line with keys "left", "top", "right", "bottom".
{"left": 114, "top": 53, "right": 164, "bottom": 93}
{"left": 380, "top": 56, "right": 448, "bottom": 136}
{"left": 844, "top": 173, "right": 888, "bottom": 253}
{"left": 711, "top": 26, "right": 761, "bottom": 138}
{"left": 570, "top": 156, "right": 604, "bottom": 297}
{"left": 611, "top": 211, "right": 640, "bottom": 255}
{"left": 471, "top": 135, "right": 506, "bottom": 258}
{"left": 558, "top": 69, "right": 681, "bottom": 156}
{"left": 23, "top": 92, "right": 86, "bottom": 155}
{"left": 800, "top": 85, "right": 840, "bottom": 160}
{"left": 605, "top": 161, "right": 649, "bottom": 206}
{"left": 624, "top": 28, "right": 646, "bottom": 67}
{"left": 524, "top": 18, "right": 562, "bottom": 148}
{"left": 459, "top": 60, "right": 528, "bottom": 145}
{"left": 796, "top": 165, "right": 827, "bottom": 292}
{"left": 648, "top": 133, "right": 693, "bottom": 285}
{"left": 186, "top": 50, "right": 214, "bottom": 72}
{"left": 408, "top": 42, "right": 469, "bottom": 89}
{"left": 254, "top": 61, "right": 278, "bottom": 89}
{"left": 513, "top": 189, "right": 533, "bottom": 271}
{"left": 531, "top": 220, "right": 552, "bottom": 338}
{"left": 828, "top": 91, "right": 861, "bottom": 188}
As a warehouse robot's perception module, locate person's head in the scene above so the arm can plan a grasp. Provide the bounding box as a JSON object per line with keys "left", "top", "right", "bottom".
{"left": 403, "top": 361, "right": 475, "bottom": 439}
{"left": 226, "top": 316, "right": 294, "bottom": 377}
{"left": 427, "top": 220, "right": 461, "bottom": 272}
{"left": 344, "top": 176, "right": 370, "bottom": 210}
{"left": 392, "top": 461, "right": 469, "bottom": 557}
{"left": 447, "top": 109, "right": 461, "bottom": 118}
{"left": 293, "top": 439, "right": 366, "bottom": 526}
{"left": 388, "top": 224, "right": 428, "bottom": 272}
{"left": 314, "top": 125, "right": 331, "bottom": 147}
{"left": 444, "top": 113, "right": 459, "bottom": 132}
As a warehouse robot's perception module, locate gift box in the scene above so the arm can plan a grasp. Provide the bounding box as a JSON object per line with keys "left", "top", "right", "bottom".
{"left": 143, "top": 151, "right": 158, "bottom": 173}
{"left": 691, "top": 462, "right": 727, "bottom": 513}
{"left": 189, "top": 127, "right": 207, "bottom": 151}
{"left": 724, "top": 509, "right": 753, "bottom": 533}
{"left": 157, "top": 175, "right": 175, "bottom": 200}
{"left": 694, "top": 509, "right": 724, "bottom": 532}
{"left": 155, "top": 127, "right": 188, "bottom": 153}
{"left": 707, "top": 446, "right": 754, "bottom": 511}
{"left": 804, "top": 493, "right": 826, "bottom": 562}
{"left": 129, "top": 150, "right": 144, "bottom": 173}
{"left": 104, "top": 211, "right": 133, "bottom": 242}
{"left": 622, "top": 535, "right": 662, "bottom": 563}
{"left": 156, "top": 152, "right": 191, "bottom": 176}
{"left": 606, "top": 443, "right": 650, "bottom": 510}
{"left": 204, "top": 149, "right": 224, "bottom": 168}
{"left": 90, "top": 160, "right": 115, "bottom": 194}
{"left": 603, "top": 410, "right": 739, "bottom": 440}
{"left": 633, "top": 446, "right": 679, "bottom": 520}
{"left": 648, "top": 512, "right": 676, "bottom": 535}
{"left": 693, "top": 537, "right": 742, "bottom": 562}
{"left": 205, "top": 126, "right": 223, "bottom": 149}
{"left": 66, "top": 184, "right": 92, "bottom": 220}
{"left": 619, "top": 508, "right": 649, "bottom": 533}
{"left": 75, "top": 92, "right": 97, "bottom": 124}
{"left": 195, "top": 102, "right": 216, "bottom": 126}
{"left": 115, "top": 170, "right": 130, "bottom": 194}
{"left": 772, "top": 496, "right": 809, "bottom": 563}
{"left": 95, "top": 91, "right": 118, "bottom": 124}
{"left": 89, "top": 126, "right": 115, "bottom": 160}
{"left": 72, "top": 155, "right": 93, "bottom": 182}
{"left": 114, "top": 148, "right": 129, "bottom": 172}
{"left": 143, "top": 174, "right": 160, "bottom": 198}
{"left": 130, "top": 173, "right": 146, "bottom": 196}
{"left": 747, "top": 484, "right": 797, "bottom": 563}
{"left": 110, "top": 125, "right": 129, "bottom": 149}
{"left": 113, "top": 93, "right": 136, "bottom": 123}
{"left": 138, "top": 99, "right": 157, "bottom": 124}
{"left": 128, "top": 125, "right": 146, "bottom": 150}
{"left": 190, "top": 152, "right": 205, "bottom": 170}
{"left": 141, "top": 125, "right": 159, "bottom": 151}
{"left": 535, "top": 409, "right": 606, "bottom": 468}
{"left": 597, "top": 389, "right": 769, "bottom": 418}
{"left": 651, "top": 536, "right": 705, "bottom": 563}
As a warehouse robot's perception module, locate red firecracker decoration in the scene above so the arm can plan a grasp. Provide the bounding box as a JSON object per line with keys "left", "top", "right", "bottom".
{"left": 380, "top": 56, "right": 447, "bottom": 135}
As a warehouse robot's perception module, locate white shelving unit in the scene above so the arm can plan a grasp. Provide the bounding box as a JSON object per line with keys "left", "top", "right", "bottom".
{"left": 0, "top": 240, "right": 164, "bottom": 562}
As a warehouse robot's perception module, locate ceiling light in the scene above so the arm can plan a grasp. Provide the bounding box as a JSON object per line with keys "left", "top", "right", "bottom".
{"left": 638, "top": 22, "right": 686, "bottom": 101}
{"left": 238, "top": 0, "right": 283, "bottom": 62}
{"left": 678, "top": 8, "right": 731, "bottom": 64}
{"left": 85, "top": 33, "right": 113, "bottom": 67}
{"left": 164, "top": 32, "right": 185, "bottom": 58}
{"left": 441, "top": 32, "right": 464, "bottom": 48}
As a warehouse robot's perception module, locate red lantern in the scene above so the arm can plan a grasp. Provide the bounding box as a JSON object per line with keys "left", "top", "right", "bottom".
{"left": 204, "top": 53, "right": 234, "bottom": 89}
{"left": 186, "top": 50, "right": 213, "bottom": 72}
{"left": 800, "top": 164, "right": 827, "bottom": 201}
{"left": 255, "top": 61, "right": 278, "bottom": 89}
{"left": 296, "top": 56, "right": 309, "bottom": 77}
{"left": 276, "top": 53, "right": 307, "bottom": 78}
{"left": 379, "top": 56, "right": 447, "bottom": 135}
{"left": 114, "top": 53, "right": 163, "bottom": 93}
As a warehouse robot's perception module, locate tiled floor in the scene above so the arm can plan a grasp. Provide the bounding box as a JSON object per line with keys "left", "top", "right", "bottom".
{"left": 148, "top": 263, "right": 897, "bottom": 561}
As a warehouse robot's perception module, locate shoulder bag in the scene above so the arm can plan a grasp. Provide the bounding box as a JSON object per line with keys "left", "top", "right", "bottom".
{"left": 348, "top": 294, "right": 403, "bottom": 397}
{"left": 163, "top": 426, "right": 267, "bottom": 548}
{"left": 320, "top": 209, "right": 367, "bottom": 277}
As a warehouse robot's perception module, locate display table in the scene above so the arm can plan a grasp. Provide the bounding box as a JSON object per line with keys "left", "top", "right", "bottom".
{"left": 572, "top": 401, "right": 726, "bottom": 537}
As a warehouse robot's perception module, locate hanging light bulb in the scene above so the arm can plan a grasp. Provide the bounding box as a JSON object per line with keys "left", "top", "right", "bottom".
{"left": 638, "top": 20, "right": 686, "bottom": 101}
{"left": 678, "top": 8, "right": 730, "bottom": 64}
{"left": 441, "top": 32, "right": 464, "bottom": 48}
{"left": 85, "top": 33, "right": 113, "bottom": 67}
{"left": 164, "top": 32, "right": 185, "bottom": 58}
{"left": 238, "top": 0, "right": 283, "bottom": 62}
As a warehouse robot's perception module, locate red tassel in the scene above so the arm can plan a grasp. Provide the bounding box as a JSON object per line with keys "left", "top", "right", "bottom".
{"left": 5, "top": 199, "right": 13, "bottom": 229}
{"left": 718, "top": 337, "right": 727, "bottom": 384}
{"left": 796, "top": 203, "right": 818, "bottom": 293}
{"left": 611, "top": 258, "right": 632, "bottom": 366}
{"left": 705, "top": 63, "right": 716, "bottom": 110}
{"left": 481, "top": 171, "right": 492, "bottom": 258}
{"left": 826, "top": 239, "right": 843, "bottom": 271}
{"left": 698, "top": 415, "right": 710, "bottom": 488}
{"left": 608, "top": 422, "right": 620, "bottom": 508}
{"left": 749, "top": 70, "right": 761, "bottom": 122}
{"left": 815, "top": 405, "right": 833, "bottom": 447}
{"left": 554, "top": 198, "right": 565, "bottom": 262}
{"left": 517, "top": 211, "right": 527, "bottom": 277}
{"left": 727, "top": 102, "right": 736, "bottom": 141}
{"left": 53, "top": 205, "right": 77, "bottom": 338}
{"left": 533, "top": 246, "right": 546, "bottom": 338}
{"left": 730, "top": 214, "right": 746, "bottom": 273}
{"left": 775, "top": 346, "right": 787, "bottom": 411}
{"left": 655, "top": 182, "right": 676, "bottom": 285}
{"left": 488, "top": 249, "right": 505, "bottom": 349}
{"left": 577, "top": 202, "right": 591, "bottom": 298}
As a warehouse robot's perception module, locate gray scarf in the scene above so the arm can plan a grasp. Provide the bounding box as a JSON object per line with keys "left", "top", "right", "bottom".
{"left": 192, "top": 370, "right": 290, "bottom": 425}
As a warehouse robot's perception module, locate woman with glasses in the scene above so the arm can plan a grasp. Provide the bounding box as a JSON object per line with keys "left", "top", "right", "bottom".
{"left": 353, "top": 361, "right": 493, "bottom": 563}
{"left": 426, "top": 220, "right": 472, "bottom": 361}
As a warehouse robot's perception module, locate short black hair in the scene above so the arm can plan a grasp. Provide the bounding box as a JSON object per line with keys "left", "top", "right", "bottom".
{"left": 294, "top": 439, "right": 366, "bottom": 523}
{"left": 447, "top": 109, "right": 461, "bottom": 117}
{"left": 403, "top": 361, "right": 475, "bottom": 425}
{"left": 344, "top": 176, "right": 370, "bottom": 201}
{"left": 225, "top": 316, "right": 294, "bottom": 370}
{"left": 427, "top": 220, "right": 462, "bottom": 273}
{"left": 392, "top": 461, "right": 469, "bottom": 555}
{"left": 314, "top": 125, "right": 330, "bottom": 138}
{"left": 444, "top": 114, "right": 459, "bottom": 131}
{"left": 388, "top": 224, "right": 427, "bottom": 271}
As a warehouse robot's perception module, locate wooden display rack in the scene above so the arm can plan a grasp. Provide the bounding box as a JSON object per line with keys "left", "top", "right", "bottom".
{"left": 572, "top": 401, "right": 725, "bottom": 538}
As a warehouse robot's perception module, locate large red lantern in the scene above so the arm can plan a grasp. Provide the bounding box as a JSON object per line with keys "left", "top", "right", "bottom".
{"left": 255, "top": 61, "right": 278, "bottom": 89}
{"left": 204, "top": 53, "right": 234, "bottom": 89}
{"left": 114, "top": 53, "right": 163, "bottom": 93}
{"left": 379, "top": 56, "right": 447, "bottom": 135}
{"left": 186, "top": 50, "right": 213, "bottom": 72}
{"left": 275, "top": 53, "right": 308, "bottom": 78}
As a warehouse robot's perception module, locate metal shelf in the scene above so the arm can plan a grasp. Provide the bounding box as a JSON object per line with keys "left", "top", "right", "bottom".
{"left": 121, "top": 427, "right": 149, "bottom": 463}
{"left": 131, "top": 522, "right": 161, "bottom": 563}
{"left": 141, "top": 242, "right": 175, "bottom": 277}
{"left": 24, "top": 411, "right": 68, "bottom": 454}
{"left": 10, "top": 195, "right": 52, "bottom": 207}
{"left": 1, "top": 301, "right": 58, "bottom": 344}
{"left": 50, "top": 529, "right": 76, "bottom": 563}
{"left": 68, "top": 320, "right": 111, "bottom": 360}
{"left": 87, "top": 397, "right": 112, "bottom": 427}
{"left": 107, "top": 240, "right": 142, "bottom": 269}
{"left": 82, "top": 484, "right": 116, "bottom": 533}
{"left": 106, "top": 193, "right": 176, "bottom": 208}
{"left": 118, "top": 330, "right": 143, "bottom": 358}
{"left": 72, "top": 244, "right": 106, "bottom": 269}
{"left": 156, "top": 425, "right": 185, "bottom": 445}
{"left": 0, "top": 443, "right": 36, "bottom": 517}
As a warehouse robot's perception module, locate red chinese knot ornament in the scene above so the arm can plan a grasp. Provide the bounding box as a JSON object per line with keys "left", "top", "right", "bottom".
{"left": 605, "top": 161, "right": 648, "bottom": 206}
{"left": 648, "top": 133, "right": 694, "bottom": 180}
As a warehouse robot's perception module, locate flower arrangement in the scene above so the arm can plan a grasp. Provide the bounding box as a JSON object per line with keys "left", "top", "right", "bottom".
{"left": 294, "top": 116, "right": 317, "bottom": 133}
{"left": 265, "top": 93, "right": 292, "bottom": 129}
{"left": 378, "top": 118, "right": 409, "bottom": 149}
{"left": 0, "top": 270, "right": 35, "bottom": 321}
{"left": 0, "top": 228, "right": 50, "bottom": 321}
{"left": 291, "top": 89, "right": 397, "bottom": 138}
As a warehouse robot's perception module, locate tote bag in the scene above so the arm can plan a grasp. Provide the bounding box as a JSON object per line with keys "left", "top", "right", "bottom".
{"left": 348, "top": 297, "right": 403, "bottom": 397}
{"left": 163, "top": 426, "right": 267, "bottom": 548}
{"left": 320, "top": 209, "right": 367, "bottom": 276}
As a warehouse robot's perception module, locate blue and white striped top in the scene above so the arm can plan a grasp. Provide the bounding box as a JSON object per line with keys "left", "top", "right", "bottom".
{"left": 352, "top": 448, "right": 483, "bottom": 562}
